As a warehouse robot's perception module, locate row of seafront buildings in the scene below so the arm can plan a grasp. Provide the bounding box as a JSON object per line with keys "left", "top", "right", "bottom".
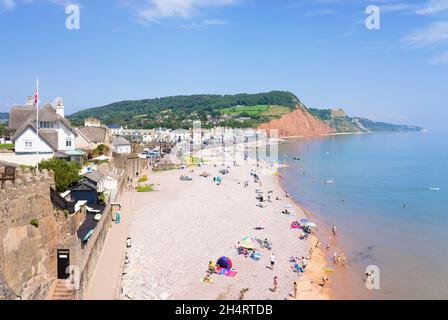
{"left": 113, "top": 125, "right": 262, "bottom": 146}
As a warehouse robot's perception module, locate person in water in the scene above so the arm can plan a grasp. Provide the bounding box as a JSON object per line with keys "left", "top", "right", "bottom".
{"left": 332, "top": 225, "right": 337, "bottom": 236}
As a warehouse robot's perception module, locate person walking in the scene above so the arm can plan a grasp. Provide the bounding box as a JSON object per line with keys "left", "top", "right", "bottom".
{"left": 270, "top": 253, "right": 276, "bottom": 270}
{"left": 293, "top": 281, "right": 298, "bottom": 298}
{"left": 115, "top": 210, "right": 121, "bottom": 224}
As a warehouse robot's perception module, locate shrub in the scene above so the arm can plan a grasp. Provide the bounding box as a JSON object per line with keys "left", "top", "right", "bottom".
{"left": 138, "top": 175, "right": 148, "bottom": 183}
{"left": 30, "top": 219, "right": 39, "bottom": 228}
{"left": 38, "top": 158, "right": 81, "bottom": 192}
{"left": 92, "top": 144, "right": 110, "bottom": 157}
{"left": 136, "top": 185, "right": 154, "bottom": 192}
{"left": 98, "top": 192, "right": 108, "bottom": 205}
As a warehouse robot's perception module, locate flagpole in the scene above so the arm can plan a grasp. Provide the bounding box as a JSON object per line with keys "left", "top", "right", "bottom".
{"left": 36, "top": 77, "right": 39, "bottom": 169}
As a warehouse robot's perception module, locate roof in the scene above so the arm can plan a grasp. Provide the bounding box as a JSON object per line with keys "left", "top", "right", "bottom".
{"left": 108, "top": 124, "right": 122, "bottom": 129}
{"left": 71, "top": 180, "right": 97, "bottom": 191}
{"left": 39, "top": 130, "right": 59, "bottom": 150}
{"left": 113, "top": 137, "right": 131, "bottom": 147}
{"left": 10, "top": 103, "right": 77, "bottom": 150}
{"left": 8, "top": 106, "right": 35, "bottom": 131}
{"left": 11, "top": 123, "right": 57, "bottom": 151}
{"left": 78, "top": 126, "right": 108, "bottom": 143}
{"left": 84, "top": 171, "right": 105, "bottom": 183}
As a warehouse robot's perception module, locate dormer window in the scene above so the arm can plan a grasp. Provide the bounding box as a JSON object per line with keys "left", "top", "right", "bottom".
{"left": 39, "top": 121, "right": 55, "bottom": 129}
{"left": 66, "top": 138, "right": 72, "bottom": 147}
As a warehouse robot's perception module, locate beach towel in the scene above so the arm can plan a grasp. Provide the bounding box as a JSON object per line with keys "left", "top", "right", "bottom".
{"left": 291, "top": 222, "right": 301, "bottom": 229}
{"left": 225, "top": 270, "right": 238, "bottom": 277}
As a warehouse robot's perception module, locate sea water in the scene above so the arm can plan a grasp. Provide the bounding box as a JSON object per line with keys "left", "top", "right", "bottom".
{"left": 278, "top": 131, "right": 448, "bottom": 299}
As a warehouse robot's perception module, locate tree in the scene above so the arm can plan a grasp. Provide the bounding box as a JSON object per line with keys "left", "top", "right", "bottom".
{"left": 39, "top": 158, "right": 81, "bottom": 192}
{"left": 92, "top": 144, "right": 110, "bottom": 157}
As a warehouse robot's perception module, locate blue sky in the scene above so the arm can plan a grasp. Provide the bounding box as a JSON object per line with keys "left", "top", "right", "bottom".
{"left": 0, "top": 0, "right": 447, "bottom": 129}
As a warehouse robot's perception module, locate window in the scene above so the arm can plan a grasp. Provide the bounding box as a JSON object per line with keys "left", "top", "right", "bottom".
{"left": 24, "top": 141, "right": 33, "bottom": 148}
{"left": 66, "top": 139, "right": 72, "bottom": 147}
{"left": 38, "top": 121, "right": 55, "bottom": 129}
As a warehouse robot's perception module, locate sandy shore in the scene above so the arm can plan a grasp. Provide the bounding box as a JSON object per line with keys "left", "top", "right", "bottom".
{"left": 120, "top": 145, "right": 331, "bottom": 300}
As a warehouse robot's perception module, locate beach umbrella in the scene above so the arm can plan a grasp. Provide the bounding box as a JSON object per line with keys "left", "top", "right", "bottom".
{"left": 93, "top": 155, "right": 112, "bottom": 161}
{"left": 299, "top": 218, "right": 310, "bottom": 224}
{"left": 241, "top": 237, "right": 254, "bottom": 249}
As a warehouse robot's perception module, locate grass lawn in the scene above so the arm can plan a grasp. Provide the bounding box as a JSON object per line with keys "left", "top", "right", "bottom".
{"left": 220, "top": 105, "right": 269, "bottom": 116}
{"left": 0, "top": 143, "right": 14, "bottom": 150}
{"left": 220, "top": 105, "right": 291, "bottom": 119}
{"left": 260, "top": 105, "right": 291, "bottom": 117}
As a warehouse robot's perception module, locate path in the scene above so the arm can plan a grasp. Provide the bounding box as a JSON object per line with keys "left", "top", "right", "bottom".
{"left": 84, "top": 189, "right": 134, "bottom": 300}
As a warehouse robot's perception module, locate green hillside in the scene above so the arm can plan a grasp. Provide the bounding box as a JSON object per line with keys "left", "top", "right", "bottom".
{"left": 69, "top": 91, "right": 423, "bottom": 133}
{"left": 69, "top": 91, "right": 300, "bottom": 129}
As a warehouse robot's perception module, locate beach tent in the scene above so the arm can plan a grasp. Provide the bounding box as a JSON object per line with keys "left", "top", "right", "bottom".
{"left": 241, "top": 237, "right": 254, "bottom": 249}
{"left": 216, "top": 257, "right": 233, "bottom": 271}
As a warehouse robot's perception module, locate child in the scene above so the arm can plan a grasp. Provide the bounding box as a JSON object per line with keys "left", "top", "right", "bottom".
{"left": 272, "top": 276, "right": 278, "bottom": 292}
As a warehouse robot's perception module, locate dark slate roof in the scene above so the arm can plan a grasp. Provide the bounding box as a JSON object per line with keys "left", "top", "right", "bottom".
{"left": 108, "top": 124, "right": 121, "bottom": 129}
{"left": 78, "top": 127, "right": 108, "bottom": 143}
{"left": 84, "top": 171, "right": 105, "bottom": 184}
{"left": 71, "top": 180, "right": 97, "bottom": 191}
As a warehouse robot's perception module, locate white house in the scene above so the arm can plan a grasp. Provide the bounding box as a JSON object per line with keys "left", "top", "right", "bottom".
{"left": 170, "top": 129, "right": 189, "bottom": 143}
{"left": 9, "top": 99, "right": 78, "bottom": 156}
{"left": 107, "top": 124, "right": 123, "bottom": 136}
{"left": 112, "top": 137, "right": 132, "bottom": 154}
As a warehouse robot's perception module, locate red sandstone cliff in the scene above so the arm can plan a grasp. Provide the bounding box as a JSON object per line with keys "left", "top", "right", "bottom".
{"left": 258, "top": 105, "right": 335, "bottom": 137}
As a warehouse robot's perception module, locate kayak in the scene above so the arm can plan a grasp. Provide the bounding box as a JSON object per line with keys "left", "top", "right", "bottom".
{"left": 83, "top": 229, "right": 94, "bottom": 242}
{"left": 323, "top": 266, "right": 335, "bottom": 272}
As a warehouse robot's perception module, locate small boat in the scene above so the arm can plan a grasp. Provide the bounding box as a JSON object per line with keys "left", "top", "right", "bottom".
{"left": 83, "top": 229, "right": 94, "bottom": 242}
{"left": 321, "top": 179, "right": 335, "bottom": 184}
{"left": 428, "top": 187, "right": 440, "bottom": 191}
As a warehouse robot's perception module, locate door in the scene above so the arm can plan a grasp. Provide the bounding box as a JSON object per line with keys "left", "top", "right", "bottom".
{"left": 57, "top": 249, "right": 70, "bottom": 279}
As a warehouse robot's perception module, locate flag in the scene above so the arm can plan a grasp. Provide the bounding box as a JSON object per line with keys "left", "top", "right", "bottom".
{"left": 33, "top": 80, "right": 39, "bottom": 107}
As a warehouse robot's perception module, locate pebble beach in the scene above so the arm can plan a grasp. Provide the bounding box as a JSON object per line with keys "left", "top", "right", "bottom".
{"left": 120, "top": 144, "right": 331, "bottom": 300}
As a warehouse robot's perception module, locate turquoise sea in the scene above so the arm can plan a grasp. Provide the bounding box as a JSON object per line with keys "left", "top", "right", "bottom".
{"left": 278, "top": 131, "right": 448, "bottom": 299}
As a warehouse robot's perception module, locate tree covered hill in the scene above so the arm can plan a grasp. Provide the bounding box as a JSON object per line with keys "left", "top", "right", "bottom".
{"left": 69, "top": 91, "right": 300, "bottom": 129}
{"left": 68, "top": 91, "right": 423, "bottom": 133}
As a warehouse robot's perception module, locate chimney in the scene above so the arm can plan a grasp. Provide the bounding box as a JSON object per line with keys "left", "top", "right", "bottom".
{"left": 26, "top": 96, "right": 33, "bottom": 106}
{"left": 54, "top": 97, "right": 65, "bottom": 118}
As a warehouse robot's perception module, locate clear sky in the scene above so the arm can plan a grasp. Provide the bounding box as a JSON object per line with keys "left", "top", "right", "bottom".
{"left": 0, "top": 0, "right": 447, "bottom": 129}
